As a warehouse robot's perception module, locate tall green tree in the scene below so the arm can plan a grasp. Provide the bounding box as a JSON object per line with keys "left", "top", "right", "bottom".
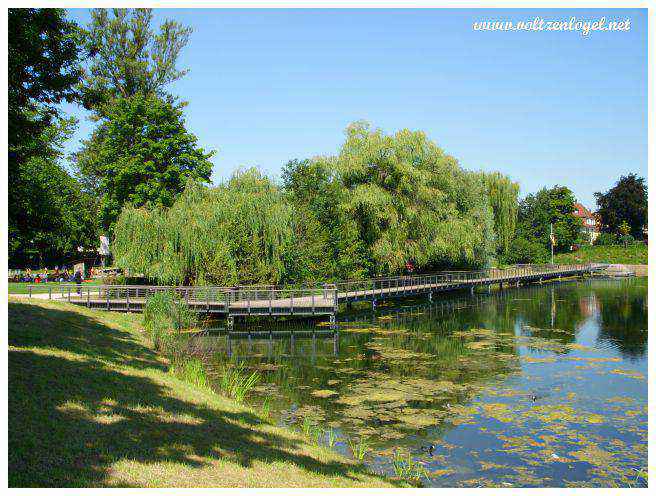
{"left": 282, "top": 158, "right": 368, "bottom": 281}
{"left": 113, "top": 170, "right": 294, "bottom": 285}
{"left": 516, "top": 185, "right": 582, "bottom": 253}
{"left": 9, "top": 118, "right": 97, "bottom": 267}
{"left": 484, "top": 172, "right": 519, "bottom": 259}
{"left": 81, "top": 8, "right": 191, "bottom": 109}
{"left": 328, "top": 122, "right": 495, "bottom": 273}
{"left": 8, "top": 8, "right": 84, "bottom": 266}
{"left": 74, "top": 93, "right": 214, "bottom": 231}
{"left": 595, "top": 174, "right": 647, "bottom": 239}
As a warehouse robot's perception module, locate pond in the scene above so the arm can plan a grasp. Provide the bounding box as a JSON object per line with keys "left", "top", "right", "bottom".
{"left": 193, "top": 277, "right": 648, "bottom": 487}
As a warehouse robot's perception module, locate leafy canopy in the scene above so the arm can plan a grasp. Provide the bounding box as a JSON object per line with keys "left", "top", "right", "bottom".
{"left": 516, "top": 185, "right": 582, "bottom": 253}
{"left": 113, "top": 170, "right": 294, "bottom": 286}
{"left": 8, "top": 8, "right": 87, "bottom": 266}
{"left": 81, "top": 8, "right": 191, "bottom": 109}
{"left": 595, "top": 174, "right": 647, "bottom": 239}
{"left": 75, "top": 93, "right": 214, "bottom": 232}
{"left": 330, "top": 122, "right": 495, "bottom": 273}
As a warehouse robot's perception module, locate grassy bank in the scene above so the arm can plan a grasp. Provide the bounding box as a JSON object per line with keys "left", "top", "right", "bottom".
{"left": 554, "top": 243, "right": 647, "bottom": 266}
{"left": 8, "top": 298, "right": 397, "bottom": 488}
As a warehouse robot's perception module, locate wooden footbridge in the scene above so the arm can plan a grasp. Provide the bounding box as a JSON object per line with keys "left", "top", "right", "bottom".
{"left": 26, "top": 264, "right": 602, "bottom": 323}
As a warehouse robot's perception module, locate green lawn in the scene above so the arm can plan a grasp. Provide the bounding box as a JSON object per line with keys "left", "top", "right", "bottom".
{"left": 8, "top": 281, "right": 95, "bottom": 294}
{"left": 8, "top": 298, "right": 398, "bottom": 488}
{"left": 554, "top": 243, "right": 648, "bottom": 266}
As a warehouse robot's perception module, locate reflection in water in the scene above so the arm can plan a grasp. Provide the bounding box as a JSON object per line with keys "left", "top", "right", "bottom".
{"left": 190, "top": 278, "right": 647, "bottom": 487}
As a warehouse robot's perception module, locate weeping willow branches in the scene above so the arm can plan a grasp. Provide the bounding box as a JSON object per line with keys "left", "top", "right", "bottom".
{"left": 485, "top": 172, "right": 520, "bottom": 259}
{"left": 113, "top": 169, "right": 294, "bottom": 285}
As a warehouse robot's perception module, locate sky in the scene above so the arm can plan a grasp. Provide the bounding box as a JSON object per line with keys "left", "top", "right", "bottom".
{"left": 62, "top": 8, "right": 647, "bottom": 207}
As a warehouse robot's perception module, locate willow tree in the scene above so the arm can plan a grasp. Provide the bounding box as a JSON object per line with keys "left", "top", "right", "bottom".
{"left": 326, "top": 121, "right": 495, "bottom": 273}
{"left": 484, "top": 172, "right": 519, "bottom": 259}
{"left": 113, "top": 169, "right": 294, "bottom": 285}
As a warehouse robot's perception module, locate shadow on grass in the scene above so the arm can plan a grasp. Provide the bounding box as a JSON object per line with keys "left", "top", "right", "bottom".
{"left": 8, "top": 301, "right": 394, "bottom": 487}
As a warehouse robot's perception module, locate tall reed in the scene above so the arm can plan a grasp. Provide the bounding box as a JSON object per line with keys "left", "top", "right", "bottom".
{"left": 219, "top": 362, "right": 261, "bottom": 403}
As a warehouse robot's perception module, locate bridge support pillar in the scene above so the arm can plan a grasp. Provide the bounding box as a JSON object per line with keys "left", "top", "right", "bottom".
{"left": 487, "top": 284, "right": 492, "bottom": 294}
{"left": 329, "top": 314, "right": 337, "bottom": 330}
{"left": 499, "top": 281, "right": 503, "bottom": 290}
{"left": 427, "top": 291, "right": 432, "bottom": 302}
{"left": 372, "top": 299, "right": 377, "bottom": 310}
{"left": 227, "top": 316, "right": 234, "bottom": 331}
{"left": 470, "top": 286, "right": 474, "bottom": 295}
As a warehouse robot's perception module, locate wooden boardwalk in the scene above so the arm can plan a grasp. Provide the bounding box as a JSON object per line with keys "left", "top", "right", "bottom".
{"left": 24, "top": 263, "right": 603, "bottom": 321}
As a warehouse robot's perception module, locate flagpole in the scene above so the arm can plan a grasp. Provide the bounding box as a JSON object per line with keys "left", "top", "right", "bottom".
{"left": 550, "top": 223, "right": 554, "bottom": 265}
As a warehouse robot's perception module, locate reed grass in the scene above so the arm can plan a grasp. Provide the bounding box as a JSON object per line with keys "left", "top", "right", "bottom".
{"left": 347, "top": 436, "right": 370, "bottom": 461}
{"left": 219, "top": 362, "right": 261, "bottom": 403}
{"left": 390, "top": 449, "right": 429, "bottom": 482}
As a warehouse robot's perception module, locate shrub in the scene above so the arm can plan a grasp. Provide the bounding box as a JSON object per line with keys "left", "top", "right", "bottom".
{"left": 143, "top": 291, "right": 196, "bottom": 353}
{"left": 619, "top": 234, "right": 635, "bottom": 247}
{"left": 501, "top": 237, "right": 549, "bottom": 264}
{"left": 594, "top": 232, "right": 618, "bottom": 246}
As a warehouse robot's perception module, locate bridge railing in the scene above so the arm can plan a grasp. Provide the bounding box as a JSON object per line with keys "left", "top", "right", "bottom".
{"left": 335, "top": 264, "right": 593, "bottom": 301}
{"left": 33, "top": 284, "right": 231, "bottom": 310}
{"left": 227, "top": 285, "right": 338, "bottom": 316}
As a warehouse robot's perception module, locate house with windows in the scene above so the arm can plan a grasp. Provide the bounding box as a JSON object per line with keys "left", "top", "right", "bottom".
{"left": 573, "top": 202, "right": 600, "bottom": 244}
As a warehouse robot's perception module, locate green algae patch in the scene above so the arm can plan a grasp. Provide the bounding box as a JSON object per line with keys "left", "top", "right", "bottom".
{"left": 310, "top": 389, "right": 339, "bottom": 399}
{"left": 609, "top": 369, "right": 645, "bottom": 380}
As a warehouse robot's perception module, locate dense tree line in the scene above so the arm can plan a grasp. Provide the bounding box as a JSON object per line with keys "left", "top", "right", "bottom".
{"left": 10, "top": 8, "right": 645, "bottom": 279}
{"left": 115, "top": 123, "right": 508, "bottom": 285}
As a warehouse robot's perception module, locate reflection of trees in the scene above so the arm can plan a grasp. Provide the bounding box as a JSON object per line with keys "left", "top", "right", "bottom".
{"left": 189, "top": 278, "right": 647, "bottom": 445}
{"left": 595, "top": 280, "right": 647, "bottom": 359}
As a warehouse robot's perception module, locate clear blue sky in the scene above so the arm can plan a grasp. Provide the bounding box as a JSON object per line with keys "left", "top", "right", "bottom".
{"left": 62, "top": 8, "right": 647, "bottom": 207}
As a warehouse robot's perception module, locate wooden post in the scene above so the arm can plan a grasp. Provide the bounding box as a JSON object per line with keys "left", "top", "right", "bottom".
{"left": 87, "top": 288, "right": 90, "bottom": 307}
{"left": 126, "top": 289, "right": 130, "bottom": 312}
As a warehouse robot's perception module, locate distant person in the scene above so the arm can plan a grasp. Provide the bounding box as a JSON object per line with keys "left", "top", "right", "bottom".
{"left": 73, "top": 270, "right": 83, "bottom": 295}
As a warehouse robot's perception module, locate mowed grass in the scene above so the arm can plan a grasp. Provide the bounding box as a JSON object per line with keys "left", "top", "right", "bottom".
{"left": 554, "top": 243, "right": 648, "bottom": 266}
{"left": 8, "top": 281, "right": 95, "bottom": 294}
{"left": 8, "top": 298, "right": 397, "bottom": 488}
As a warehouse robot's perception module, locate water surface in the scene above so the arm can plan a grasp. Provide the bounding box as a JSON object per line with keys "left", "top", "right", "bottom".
{"left": 196, "top": 278, "right": 648, "bottom": 487}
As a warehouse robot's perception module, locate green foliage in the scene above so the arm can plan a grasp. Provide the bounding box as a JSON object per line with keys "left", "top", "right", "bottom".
{"left": 595, "top": 174, "right": 647, "bottom": 239}
{"left": 502, "top": 236, "right": 549, "bottom": 264}
{"left": 594, "top": 232, "right": 618, "bottom": 246}
{"left": 484, "top": 172, "right": 519, "bottom": 258}
{"left": 114, "top": 169, "right": 294, "bottom": 285}
{"left": 554, "top": 243, "right": 647, "bottom": 266}
{"left": 142, "top": 291, "right": 196, "bottom": 352}
{"left": 8, "top": 8, "right": 88, "bottom": 267}
{"left": 516, "top": 185, "right": 582, "bottom": 253}
{"left": 8, "top": 8, "right": 81, "bottom": 171}
{"left": 81, "top": 8, "right": 191, "bottom": 108}
{"left": 9, "top": 117, "right": 98, "bottom": 267}
{"left": 282, "top": 158, "right": 369, "bottom": 281}
{"left": 75, "top": 93, "right": 214, "bottom": 231}
{"left": 171, "top": 357, "right": 209, "bottom": 390}
{"left": 327, "top": 122, "right": 495, "bottom": 273}
{"left": 219, "top": 362, "right": 261, "bottom": 403}
{"left": 390, "top": 449, "right": 429, "bottom": 481}
{"left": 347, "top": 436, "right": 371, "bottom": 461}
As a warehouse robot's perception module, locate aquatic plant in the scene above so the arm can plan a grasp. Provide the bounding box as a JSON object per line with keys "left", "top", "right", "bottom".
{"left": 347, "top": 436, "right": 370, "bottom": 461}
{"left": 143, "top": 291, "right": 196, "bottom": 353}
{"left": 172, "top": 357, "right": 209, "bottom": 390}
{"left": 390, "top": 449, "right": 429, "bottom": 481}
{"left": 260, "top": 397, "right": 271, "bottom": 419}
{"left": 325, "top": 427, "right": 339, "bottom": 448}
{"left": 219, "top": 362, "right": 261, "bottom": 403}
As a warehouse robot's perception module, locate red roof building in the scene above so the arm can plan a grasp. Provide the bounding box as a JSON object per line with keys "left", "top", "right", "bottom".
{"left": 573, "top": 202, "right": 600, "bottom": 244}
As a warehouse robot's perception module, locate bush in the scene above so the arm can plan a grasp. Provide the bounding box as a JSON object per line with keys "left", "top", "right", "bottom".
{"left": 619, "top": 234, "right": 636, "bottom": 247}
{"left": 594, "top": 232, "right": 618, "bottom": 246}
{"left": 143, "top": 292, "right": 196, "bottom": 353}
{"left": 502, "top": 237, "right": 549, "bottom": 264}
